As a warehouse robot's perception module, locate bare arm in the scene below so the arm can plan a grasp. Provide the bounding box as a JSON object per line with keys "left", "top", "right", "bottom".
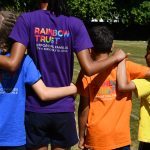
{"left": 0, "top": 42, "right": 26, "bottom": 72}
{"left": 78, "top": 95, "right": 89, "bottom": 149}
{"left": 31, "top": 79, "right": 77, "bottom": 101}
{"left": 117, "top": 59, "right": 136, "bottom": 92}
{"left": 76, "top": 49, "right": 126, "bottom": 76}
{"left": 144, "top": 70, "right": 150, "bottom": 78}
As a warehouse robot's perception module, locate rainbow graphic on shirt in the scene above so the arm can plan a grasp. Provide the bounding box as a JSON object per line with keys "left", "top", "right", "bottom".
{"left": 34, "top": 27, "right": 70, "bottom": 53}
{"left": 94, "top": 80, "right": 116, "bottom": 101}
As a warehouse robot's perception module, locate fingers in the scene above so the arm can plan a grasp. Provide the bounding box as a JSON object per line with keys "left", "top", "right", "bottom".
{"left": 78, "top": 142, "right": 85, "bottom": 149}
{"left": 113, "top": 49, "right": 127, "bottom": 62}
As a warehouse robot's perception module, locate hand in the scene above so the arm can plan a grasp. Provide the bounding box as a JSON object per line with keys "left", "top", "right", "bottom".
{"left": 70, "top": 83, "right": 77, "bottom": 95}
{"left": 112, "top": 49, "right": 127, "bottom": 63}
{"left": 78, "top": 137, "right": 85, "bottom": 149}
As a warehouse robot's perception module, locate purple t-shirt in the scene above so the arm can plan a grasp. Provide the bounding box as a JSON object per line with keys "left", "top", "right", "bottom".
{"left": 9, "top": 10, "right": 93, "bottom": 113}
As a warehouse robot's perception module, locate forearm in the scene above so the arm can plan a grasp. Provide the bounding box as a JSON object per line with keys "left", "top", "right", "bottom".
{"left": 77, "top": 49, "right": 126, "bottom": 76}
{"left": 42, "top": 86, "right": 76, "bottom": 101}
{"left": 117, "top": 59, "right": 135, "bottom": 91}
{"left": 0, "top": 42, "right": 26, "bottom": 71}
{"left": 78, "top": 97, "right": 89, "bottom": 140}
{"left": 32, "top": 80, "right": 77, "bottom": 101}
{"left": 78, "top": 114, "right": 88, "bottom": 140}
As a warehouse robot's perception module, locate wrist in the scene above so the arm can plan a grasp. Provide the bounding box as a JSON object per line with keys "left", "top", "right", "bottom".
{"left": 111, "top": 55, "right": 118, "bottom": 64}
{"left": 67, "top": 86, "right": 75, "bottom": 95}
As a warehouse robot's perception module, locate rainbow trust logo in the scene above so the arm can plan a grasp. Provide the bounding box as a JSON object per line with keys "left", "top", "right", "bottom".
{"left": 34, "top": 27, "right": 70, "bottom": 44}
{"left": 94, "top": 80, "right": 117, "bottom": 101}
{"left": 34, "top": 27, "right": 70, "bottom": 52}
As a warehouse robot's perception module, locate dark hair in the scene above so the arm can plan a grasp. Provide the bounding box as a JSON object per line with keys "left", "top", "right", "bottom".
{"left": 40, "top": 0, "right": 70, "bottom": 16}
{"left": 147, "top": 39, "right": 150, "bottom": 51}
{"left": 89, "top": 26, "right": 114, "bottom": 53}
{"left": 0, "top": 11, "right": 16, "bottom": 52}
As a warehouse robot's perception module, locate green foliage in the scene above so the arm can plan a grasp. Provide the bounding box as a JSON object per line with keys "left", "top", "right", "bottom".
{"left": 114, "top": 0, "right": 150, "bottom": 25}
{"left": 0, "top": 0, "right": 37, "bottom": 12}
{"left": 68, "top": 0, "right": 115, "bottom": 22}
{"left": 131, "top": 1, "right": 150, "bottom": 25}
{"left": 0, "top": 0, "right": 150, "bottom": 25}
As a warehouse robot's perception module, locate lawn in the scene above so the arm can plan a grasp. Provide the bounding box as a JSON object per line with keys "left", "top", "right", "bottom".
{"left": 71, "top": 40, "right": 147, "bottom": 150}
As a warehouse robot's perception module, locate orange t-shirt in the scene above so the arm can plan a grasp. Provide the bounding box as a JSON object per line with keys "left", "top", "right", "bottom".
{"left": 77, "top": 61, "right": 149, "bottom": 150}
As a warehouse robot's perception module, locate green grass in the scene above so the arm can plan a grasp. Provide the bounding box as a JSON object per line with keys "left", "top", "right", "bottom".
{"left": 71, "top": 40, "right": 147, "bottom": 150}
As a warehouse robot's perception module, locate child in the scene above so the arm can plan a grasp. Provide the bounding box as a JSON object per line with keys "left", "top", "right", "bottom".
{"left": 0, "top": 11, "right": 77, "bottom": 150}
{"left": 117, "top": 39, "right": 150, "bottom": 150}
{"left": 0, "top": 1, "right": 126, "bottom": 150}
{"left": 76, "top": 26, "right": 150, "bottom": 150}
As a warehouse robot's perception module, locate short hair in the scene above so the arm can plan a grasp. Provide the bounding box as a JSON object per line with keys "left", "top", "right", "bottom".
{"left": 40, "top": 0, "right": 70, "bottom": 16}
{"left": 0, "top": 11, "right": 16, "bottom": 52}
{"left": 89, "top": 26, "right": 114, "bottom": 53}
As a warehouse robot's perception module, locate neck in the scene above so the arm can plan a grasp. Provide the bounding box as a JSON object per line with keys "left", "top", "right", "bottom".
{"left": 40, "top": 3, "right": 48, "bottom": 10}
{"left": 93, "top": 53, "right": 109, "bottom": 61}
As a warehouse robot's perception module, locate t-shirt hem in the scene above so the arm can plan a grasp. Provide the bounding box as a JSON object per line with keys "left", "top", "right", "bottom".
{"left": 85, "top": 141, "right": 131, "bottom": 149}
{"left": 26, "top": 106, "right": 75, "bottom": 113}
{"left": 75, "top": 45, "right": 93, "bottom": 53}
{"left": 138, "top": 138, "right": 150, "bottom": 143}
{"left": 0, "top": 141, "right": 25, "bottom": 146}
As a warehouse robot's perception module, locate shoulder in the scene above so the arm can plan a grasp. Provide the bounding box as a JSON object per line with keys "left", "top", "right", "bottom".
{"left": 126, "top": 60, "right": 137, "bottom": 66}
{"left": 18, "top": 10, "right": 41, "bottom": 20}
{"left": 22, "top": 54, "right": 33, "bottom": 65}
{"left": 66, "top": 16, "right": 84, "bottom": 29}
{"left": 133, "top": 79, "right": 150, "bottom": 98}
{"left": 133, "top": 79, "right": 150, "bottom": 86}
{"left": 126, "top": 60, "right": 147, "bottom": 69}
{"left": 22, "top": 54, "right": 39, "bottom": 73}
{"left": 68, "top": 16, "right": 83, "bottom": 23}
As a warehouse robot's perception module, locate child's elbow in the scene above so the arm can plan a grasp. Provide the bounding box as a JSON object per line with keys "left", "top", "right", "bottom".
{"left": 39, "top": 94, "right": 48, "bottom": 101}
{"left": 10, "top": 65, "right": 19, "bottom": 72}
{"left": 7, "top": 61, "right": 18, "bottom": 72}
{"left": 82, "top": 66, "right": 94, "bottom": 76}
{"left": 118, "top": 85, "right": 127, "bottom": 92}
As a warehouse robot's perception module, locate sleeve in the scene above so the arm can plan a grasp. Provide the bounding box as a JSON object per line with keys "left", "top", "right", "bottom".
{"left": 70, "top": 18, "right": 93, "bottom": 53}
{"left": 23, "top": 55, "right": 41, "bottom": 85}
{"left": 132, "top": 79, "right": 150, "bottom": 98}
{"left": 9, "top": 13, "right": 29, "bottom": 47}
{"left": 126, "top": 61, "right": 150, "bottom": 79}
{"left": 76, "top": 71, "right": 90, "bottom": 97}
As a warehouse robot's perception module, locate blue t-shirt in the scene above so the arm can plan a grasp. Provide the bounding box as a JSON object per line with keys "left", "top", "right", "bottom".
{"left": 0, "top": 55, "right": 41, "bottom": 146}
{"left": 9, "top": 10, "right": 93, "bottom": 113}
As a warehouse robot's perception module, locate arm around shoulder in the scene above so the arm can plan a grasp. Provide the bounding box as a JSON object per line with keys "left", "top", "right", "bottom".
{"left": 117, "top": 59, "right": 136, "bottom": 92}
{"left": 76, "top": 49, "right": 126, "bottom": 76}
{"left": 0, "top": 42, "right": 26, "bottom": 72}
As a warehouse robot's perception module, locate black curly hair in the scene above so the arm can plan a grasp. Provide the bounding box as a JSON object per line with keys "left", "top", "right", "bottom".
{"left": 0, "top": 11, "right": 16, "bottom": 53}
{"left": 88, "top": 26, "right": 114, "bottom": 54}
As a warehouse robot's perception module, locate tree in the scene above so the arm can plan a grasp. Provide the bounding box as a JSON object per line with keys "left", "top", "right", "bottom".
{"left": 114, "top": 0, "right": 150, "bottom": 25}
{"left": 0, "top": 0, "right": 150, "bottom": 25}
{"left": 68, "top": 0, "right": 115, "bottom": 23}
{"left": 131, "top": 1, "right": 150, "bottom": 25}
{"left": 0, "top": 0, "right": 37, "bottom": 12}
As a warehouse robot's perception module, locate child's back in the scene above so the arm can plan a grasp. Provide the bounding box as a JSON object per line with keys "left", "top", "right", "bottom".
{"left": 0, "top": 10, "right": 77, "bottom": 149}
{"left": 0, "top": 54, "right": 41, "bottom": 146}
{"left": 77, "top": 26, "right": 150, "bottom": 150}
